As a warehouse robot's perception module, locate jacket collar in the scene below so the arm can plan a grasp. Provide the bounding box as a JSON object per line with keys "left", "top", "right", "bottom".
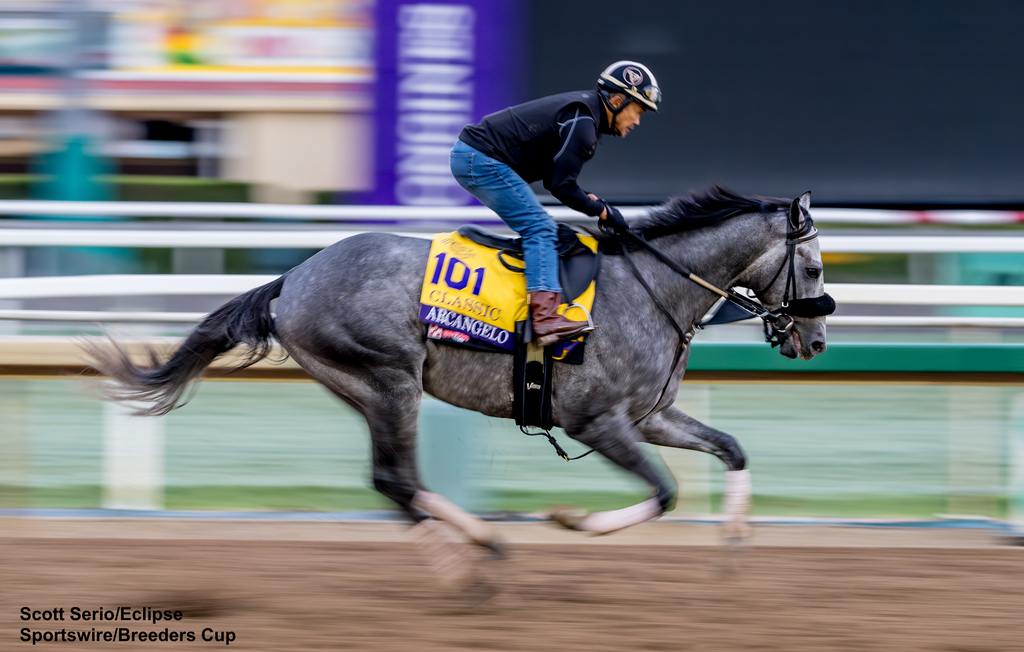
{"left": 587, "top": 90, "right": 614, "bottom": 136}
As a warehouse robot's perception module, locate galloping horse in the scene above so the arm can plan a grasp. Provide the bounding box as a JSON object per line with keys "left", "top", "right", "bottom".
{"left": 88, "top": 186, "right": 830, "bottom": 554}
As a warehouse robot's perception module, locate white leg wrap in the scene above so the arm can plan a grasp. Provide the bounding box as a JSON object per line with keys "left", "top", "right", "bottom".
{"left": 412, "top": 490, "right": 495, "bottom": 545}
{"left": 410, "top": 519, "right": 471, "bottom": 586}
{"left": 576, "top": 498, "right": 662, "bottom": 534}
{"left": 723, "top": 469, "right": 752, "bottom": 522}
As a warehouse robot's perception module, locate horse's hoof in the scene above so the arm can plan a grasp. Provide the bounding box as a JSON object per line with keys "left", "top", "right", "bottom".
{"left": 436, "top": 575, "right": 498, "bottom": 613}
{"left": 1002, "top": 534, "right": 1024, "bottom": 547}
{"left": 721, "top": 521, "right": 752, "bottom": 546}
{"left": 464, "top": 576, "right": 499, "bottom": 606}
{"left": 722, "top": 534, "right": 748, "bottom": 549}
{"left": 549, "top": 506, "right": 588, "bottom": 531}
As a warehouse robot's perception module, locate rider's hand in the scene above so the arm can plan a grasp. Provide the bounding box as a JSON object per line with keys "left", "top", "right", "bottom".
{"left": 587, "top": 193, "right": 607, "bottom": 219}
{"left": 599, "top": 202, "right": 629, "bottom": 234}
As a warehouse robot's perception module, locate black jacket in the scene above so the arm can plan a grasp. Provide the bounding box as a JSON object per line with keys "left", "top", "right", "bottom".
{"left": 459, "top": 90, "right": 613, "bottom": 216}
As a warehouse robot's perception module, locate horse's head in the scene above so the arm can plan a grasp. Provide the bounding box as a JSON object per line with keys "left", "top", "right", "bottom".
{"left": 739, "top": 191, "right": 834, "bottom": 360}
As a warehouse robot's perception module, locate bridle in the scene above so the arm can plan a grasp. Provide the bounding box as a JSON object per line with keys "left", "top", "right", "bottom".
{"left": 743, "top": 200, "right": 836, "bottom": 347}
{"left": 618, "top": 196, "right": 836, "bottom": 350}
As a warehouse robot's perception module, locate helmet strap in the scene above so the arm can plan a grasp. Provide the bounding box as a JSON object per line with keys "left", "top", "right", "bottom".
{"left": 598, "top": 89, "right": 631, "bottom": 136}
{"left": 599, "top": 88, "right": 632, "bottom": 116}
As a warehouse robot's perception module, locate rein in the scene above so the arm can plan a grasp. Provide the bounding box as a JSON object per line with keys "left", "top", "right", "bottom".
{"left": 620, "top": 244, "right": 690, "bottom": 426}
{"left": 617, "top": 204, "right": 834, "bottom": 349}
{"left": 620, "top": 233, "right": 795, "bottom": 345}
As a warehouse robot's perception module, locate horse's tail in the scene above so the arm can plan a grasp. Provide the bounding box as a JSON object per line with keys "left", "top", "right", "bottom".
{"left": 86, "top": 275, "right": 287, "bottom": 416}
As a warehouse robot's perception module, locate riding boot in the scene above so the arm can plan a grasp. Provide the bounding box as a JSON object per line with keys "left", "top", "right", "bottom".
{"left": 529, "top": 291, "right": 594, "bottom": 347}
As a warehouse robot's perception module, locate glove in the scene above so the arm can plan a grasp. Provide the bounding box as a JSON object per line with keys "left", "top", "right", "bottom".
{"left": 599, "top": 202, "right": 629, "bottom": 234}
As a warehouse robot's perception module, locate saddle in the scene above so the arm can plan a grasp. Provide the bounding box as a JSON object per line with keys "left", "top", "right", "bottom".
{"left": 418, "top": 224, "right": 602, "bottom": 431}
{"left": 456, "top": 224, "right": 600, "bottom": 303}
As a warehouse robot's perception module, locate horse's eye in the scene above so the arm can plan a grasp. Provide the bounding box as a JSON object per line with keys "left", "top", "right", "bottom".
{"left": 805, "top": 267, "right": 821, "bottom": 279}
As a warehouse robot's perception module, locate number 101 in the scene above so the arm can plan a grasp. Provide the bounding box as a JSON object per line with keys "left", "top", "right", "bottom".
{"left": 431, "top": 252, "right": 485, "bottom": 295}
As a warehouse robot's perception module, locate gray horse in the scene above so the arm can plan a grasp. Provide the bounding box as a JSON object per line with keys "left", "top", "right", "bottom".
{"left": 89, "top": 186, "right": 828, "bottom": 552}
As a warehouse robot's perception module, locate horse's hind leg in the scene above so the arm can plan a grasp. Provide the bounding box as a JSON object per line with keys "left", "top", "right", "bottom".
{"left": 638, "top": 405, "right": 751, "bottom": 539}
{"left": 552, "top": 412, "right": 678, "bottom": 534}
{"left": 285, "top": 346, "right": 503, "bottom": 555}
{"left": 364, "top": 397, "right": 503, "bottom": 555}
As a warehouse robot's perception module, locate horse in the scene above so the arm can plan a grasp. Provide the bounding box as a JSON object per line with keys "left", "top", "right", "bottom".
{"left": 87, "top": 186, "right": 830, "bottom": 558}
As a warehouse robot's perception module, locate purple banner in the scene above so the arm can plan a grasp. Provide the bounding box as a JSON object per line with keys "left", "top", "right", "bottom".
{"left": 419, "top": 303, "right": 515, "bottom": 350}
{"left": 371, "top": 0, "right": 521, "bottom": 205}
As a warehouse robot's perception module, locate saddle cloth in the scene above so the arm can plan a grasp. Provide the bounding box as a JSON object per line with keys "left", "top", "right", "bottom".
{"left": 418, "top": 225, "right": 599, "bottom": 361}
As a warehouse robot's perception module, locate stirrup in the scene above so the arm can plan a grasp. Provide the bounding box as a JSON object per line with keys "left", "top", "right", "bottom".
{"left": 567, "top": 302, "right": 596, "bottom": 332}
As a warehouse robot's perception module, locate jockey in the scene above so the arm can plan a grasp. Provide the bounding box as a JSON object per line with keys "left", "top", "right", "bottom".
{"left": 451, "top": 61, "right": 661, "bottom": 346}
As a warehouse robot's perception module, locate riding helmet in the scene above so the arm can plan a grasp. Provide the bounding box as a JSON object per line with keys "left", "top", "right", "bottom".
{"left": 597, "top": 60, "right": 662, "bottom": 112}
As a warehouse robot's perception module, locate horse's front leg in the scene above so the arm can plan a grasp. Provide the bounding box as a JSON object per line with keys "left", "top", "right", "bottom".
{"left": 638, "top": 406, "right": 751, "bottom": 540}
{"left": 551, "top": 412, "right": 677, "bottom": 534}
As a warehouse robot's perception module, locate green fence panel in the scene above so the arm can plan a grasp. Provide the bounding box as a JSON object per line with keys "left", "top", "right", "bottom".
{"left": 689, "top": 342, "right": 1024, "bottom": 373}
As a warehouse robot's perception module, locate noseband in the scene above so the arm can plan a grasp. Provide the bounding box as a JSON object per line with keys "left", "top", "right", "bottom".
{"left": 750, "top": 203, "right": 836, "bottom": 346}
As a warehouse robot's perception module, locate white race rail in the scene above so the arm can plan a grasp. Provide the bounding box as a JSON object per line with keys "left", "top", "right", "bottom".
{"left": 0, "top": 274, "right": 273, "bottom": 298}
{"left": 3, "top": 222, "right": 1024, "bottom": 252}
{"left": 1, "top": 199, "right": 1023, "bottom": 224}
{"left": 1, "top": 309, "right": 1022, "bottom": 328}
{"left": 2, "top": 276, "right": 1024, "bottom": 305}
{"left": 1, "top": 276, "right": 1022, "bottom": 329}
{"left": 2, "top": 203, "right": 1021, "bottom": 328}
{"left": 0, "top": 309, "right": 206, "bottom": 323}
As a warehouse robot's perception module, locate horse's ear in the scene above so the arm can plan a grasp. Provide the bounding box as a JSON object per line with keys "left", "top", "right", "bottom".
{"left": 798, "top": 190, "right": 812, "bottom": 211}
{"left": 788, "top": 197, "right": 801, "bottom": 229}
{"left": 789, "top": 191, "right": 811, "bottom": 229}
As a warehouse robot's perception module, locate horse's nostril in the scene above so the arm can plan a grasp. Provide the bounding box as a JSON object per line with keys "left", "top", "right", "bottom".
{"left": 811, "top": 340, "right": 826, "bottom": 353}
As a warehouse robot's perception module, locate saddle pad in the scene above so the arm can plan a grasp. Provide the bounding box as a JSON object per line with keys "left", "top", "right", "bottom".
{"left": 418, "top": 230, "right": 597, "bottom": 353}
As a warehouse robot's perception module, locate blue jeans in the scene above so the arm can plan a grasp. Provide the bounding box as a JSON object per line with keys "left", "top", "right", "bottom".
{"left": 450, "top": 140, "right": 561, "bottom": 293}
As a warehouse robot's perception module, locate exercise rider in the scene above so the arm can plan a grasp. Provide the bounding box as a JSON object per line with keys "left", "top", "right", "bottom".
{"left": 450, "top": 61, "right": 662, "bottom": 346}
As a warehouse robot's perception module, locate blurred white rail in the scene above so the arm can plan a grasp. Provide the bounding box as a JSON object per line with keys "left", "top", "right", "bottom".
{"left": 822, "top": 236, "right": 1024, "bottom": 253}
{"left": 0, "top": 309, "right": 207, "bottom": 323}
{"left": 1, "top": 275, "right": 1022, "bottom": 306}
{"left": 0, "top": 199, "right": 1022, "bottom": 224}
{"left": 0, "top": 274, "right": 273, "bottom": 298}
{"left": 2, "top": 223, "right": 1024, "bottom": 252}
{"left": 0, "top": 200, "right": 506, "bottom": 221}
{"left": 2, "top": 309, "right": 1023, "bottom": 329}
{"left": 0, "top": 226, "right": 427, "bottom": 247}
{"left": 824, "top": 316, "right": 1024, "bottom": 328}
{"left": 827, "top": 284, "right": 1024, "bottom": 306}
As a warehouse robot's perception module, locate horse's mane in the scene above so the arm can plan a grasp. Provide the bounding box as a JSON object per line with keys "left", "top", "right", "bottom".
{"left": 634, "top": 185, "right": 790, "bottom": 238}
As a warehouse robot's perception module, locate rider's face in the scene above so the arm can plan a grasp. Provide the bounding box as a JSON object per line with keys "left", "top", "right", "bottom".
{"left": 613, "top": 101, "right": 646, "bottom": 137}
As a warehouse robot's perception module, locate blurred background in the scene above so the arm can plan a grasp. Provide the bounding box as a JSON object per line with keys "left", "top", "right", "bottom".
{"left": 0, "top": 0, "right": 1021, "bottom": 528}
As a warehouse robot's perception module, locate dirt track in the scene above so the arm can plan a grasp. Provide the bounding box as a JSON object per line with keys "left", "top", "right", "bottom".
{"left": 2, "top": 520, "right": 1022, "bottom": 651}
